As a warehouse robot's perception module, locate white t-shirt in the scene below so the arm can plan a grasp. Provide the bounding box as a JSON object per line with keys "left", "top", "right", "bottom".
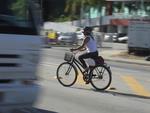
{"left": 86, "top": 35, "right": 97, "bottom": 53}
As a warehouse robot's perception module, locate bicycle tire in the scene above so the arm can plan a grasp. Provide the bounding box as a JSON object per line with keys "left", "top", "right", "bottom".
{"left": 56, "top": 62, "right": 78, "bottom": 87}
{"left": 90, "top": 65, "right": 112, "bottom": 90}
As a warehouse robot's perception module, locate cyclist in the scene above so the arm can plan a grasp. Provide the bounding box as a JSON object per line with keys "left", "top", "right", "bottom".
{"left": 70, "top": 26, "right": 99, "bottom": 73}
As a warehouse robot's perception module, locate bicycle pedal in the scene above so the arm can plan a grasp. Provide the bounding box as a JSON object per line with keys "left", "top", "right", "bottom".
{"left": 92, "top": 74, "right": 96, "bottom": 77}
{"left": 85, "top": 81, "right": 90, "bottom": 84}
{"left": 83, "top": 74, "right": 88, "bottom": 79}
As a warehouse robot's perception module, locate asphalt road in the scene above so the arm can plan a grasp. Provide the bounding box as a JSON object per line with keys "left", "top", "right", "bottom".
{"left": 24, "top": 47, "right": 150, "bottom": 113}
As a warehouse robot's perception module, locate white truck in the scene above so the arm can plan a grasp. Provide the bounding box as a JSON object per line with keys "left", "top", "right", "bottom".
{"left": 0, "top": 0, "right": 43, "bottom": 111}
{"left": 128, "top": 20, "right": 150, "bottom": 53}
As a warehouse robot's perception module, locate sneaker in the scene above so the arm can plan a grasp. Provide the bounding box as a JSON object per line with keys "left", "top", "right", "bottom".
{"left": 83, "top": 73, "right": 90, "bottom": 84}
{"left": 84, "top": 74, "right": 90, "bottom": 84}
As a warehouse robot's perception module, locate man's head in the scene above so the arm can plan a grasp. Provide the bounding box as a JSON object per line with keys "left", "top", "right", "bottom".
{"left": 82, "top": 27, "right": 92, "bottom": 35}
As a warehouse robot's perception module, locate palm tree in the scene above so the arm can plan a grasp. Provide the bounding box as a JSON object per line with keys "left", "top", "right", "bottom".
{"left": 11, "top": 0, "right": 26, "bottom": 18}
{"left": 65, "top": 0, "right": 81, "bottom": 20}
{"left": 65, "top": 0, "right": 105, "bottom": 20}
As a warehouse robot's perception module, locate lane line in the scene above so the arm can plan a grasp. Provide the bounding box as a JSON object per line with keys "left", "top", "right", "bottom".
{"left": 121, "top": 76, "right": 150, "bottom": 97}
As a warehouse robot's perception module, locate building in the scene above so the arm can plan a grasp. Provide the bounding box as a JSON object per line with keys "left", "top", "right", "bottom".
{"left": 73, "top": 0, "right": 150, "bottom": 33}
{"left": 105, "top": 0, "right": 150, "bottom": 33}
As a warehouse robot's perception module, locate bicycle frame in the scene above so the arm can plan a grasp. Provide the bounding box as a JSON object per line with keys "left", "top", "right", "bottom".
{"left": 73, "top": 58, "right": 109, "bottom": 77}
{"left": 66, "top": 52, "right": 108, "bottom": 77}
{"left": 70, "top": 57, "right": 85, "bottom": 75}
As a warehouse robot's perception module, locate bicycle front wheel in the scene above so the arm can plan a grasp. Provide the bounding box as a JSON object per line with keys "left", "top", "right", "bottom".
{"left": 56, "top": 62, "right": 77, "bottom": 87}
{"left": 90, "top": 65, "right": 112, "bottom": 90}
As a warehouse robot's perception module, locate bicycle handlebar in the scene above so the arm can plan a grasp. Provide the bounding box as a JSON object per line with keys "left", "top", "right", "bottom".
{"left": 70, "top": 48, "right": 79, "bottom": 55}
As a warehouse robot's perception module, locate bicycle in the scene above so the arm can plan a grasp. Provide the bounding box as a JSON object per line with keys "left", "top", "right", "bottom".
{"left": 56, "top": 51, "right": 112, "bottom": 90}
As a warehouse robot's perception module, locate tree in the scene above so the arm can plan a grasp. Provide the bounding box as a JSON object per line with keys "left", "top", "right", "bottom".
{"left": 64, "top": 0, "right": 81, "bottom": 20}
{"left": 10, "top": 0, "right": 26, "bottom": 18}
{"left": 65, "top": 0, "right": 105, "bottom": 20}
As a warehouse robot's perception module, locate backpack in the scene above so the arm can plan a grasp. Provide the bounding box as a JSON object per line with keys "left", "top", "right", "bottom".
{"left": 95, "top": 56, "right": 104, "bottom": 65}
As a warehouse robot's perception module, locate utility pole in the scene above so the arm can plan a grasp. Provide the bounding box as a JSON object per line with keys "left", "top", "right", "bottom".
{"left": 80, "top": 1, "right": 84, "bottom": 27}
{"left": 140, "top": 0, "right": 144, "bottom": 16}
{"left": 40, "top": 0, "right": 43, "bottom": 24}
{"left": 141, "top": 0, "right": 144, "bottom": 10}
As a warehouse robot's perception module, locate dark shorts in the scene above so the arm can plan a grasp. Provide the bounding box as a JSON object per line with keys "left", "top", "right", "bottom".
{"left": 78, "top": 51, "right": 98, "bottom": 68}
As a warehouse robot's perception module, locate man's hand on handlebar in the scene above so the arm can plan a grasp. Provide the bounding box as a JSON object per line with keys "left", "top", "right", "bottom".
{"left": 70, "top": 48, "right": 76, "bottom": 52}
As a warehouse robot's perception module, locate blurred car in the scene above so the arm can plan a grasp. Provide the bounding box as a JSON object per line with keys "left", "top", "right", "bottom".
{"left": 76, "top": 31, "right": 84, "bottom": 40}
{"left": 58, "top": 32, "right": 78, "bottom": 45}
{"left": 104, "top": 33, "right": 117, "bottom": 42}
{"left": 113, "top": 33, "right": 127, "bottom": 42}
{"left": 118, "top": 36, "right": 128, "bottom": 43}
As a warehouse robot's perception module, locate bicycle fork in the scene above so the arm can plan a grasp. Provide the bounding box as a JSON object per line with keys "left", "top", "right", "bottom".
{"left": 65, "top": 65, "right": 72, "bottom": 75}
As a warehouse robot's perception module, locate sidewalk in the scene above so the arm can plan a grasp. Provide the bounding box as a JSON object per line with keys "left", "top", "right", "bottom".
{"left": 100, "top": 49, "right": 150, "bottom": 66}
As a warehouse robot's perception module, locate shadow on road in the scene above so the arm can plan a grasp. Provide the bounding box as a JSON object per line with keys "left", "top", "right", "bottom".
{"left": 70, "top": 86, "right": 150, "bottom": 99}
{"left": 96, "top": 90, "right": 150, "bottom": 99}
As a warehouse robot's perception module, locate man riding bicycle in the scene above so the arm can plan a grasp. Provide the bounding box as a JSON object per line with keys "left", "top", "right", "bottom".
{"left": 70, "top": 26, "right": 99, "bottom": 73}
{"left": 57, "top": 27, "right": 111, "bottom": 88}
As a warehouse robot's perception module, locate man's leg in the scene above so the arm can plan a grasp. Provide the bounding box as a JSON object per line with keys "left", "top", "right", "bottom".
{"left": 79, "top": 51, "right": 98, "bottom": 67}
{"left": 78, "top": 52, "right": 96, "bottom": 67}
{"left": 78, "top": 53, "right": 88, "bottom": 69}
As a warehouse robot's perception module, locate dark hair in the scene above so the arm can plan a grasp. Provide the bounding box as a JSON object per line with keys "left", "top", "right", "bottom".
{"left": 83, "top": 26, "right": 92, "bottom": 32}
{"left": 83, "top": 27, "right": 92, "bottom": 35}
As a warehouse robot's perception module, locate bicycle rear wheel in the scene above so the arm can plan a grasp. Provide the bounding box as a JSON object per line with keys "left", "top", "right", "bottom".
{"left": 56, "top": 62, "right": 77, "bottom": 87}
{"left": 90, "top": 65, "right": 112, "bottom": 90}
